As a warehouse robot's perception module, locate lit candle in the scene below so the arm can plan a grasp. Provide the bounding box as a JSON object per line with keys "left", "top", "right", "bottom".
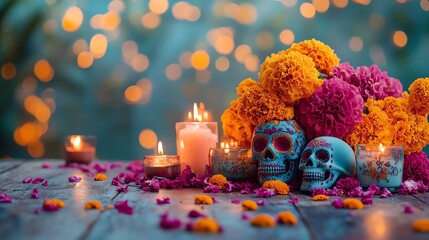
{"left": 356, "top": 143, "right": 404, "bottom": 192}
{"left": 144, "top": 141, "right": 180, "bottom": 179}
{"left": 176, "top": 102, "right": 218, "bottom": 175}
{"left": 64, "top": 135, "right": 96, "bottom": 164}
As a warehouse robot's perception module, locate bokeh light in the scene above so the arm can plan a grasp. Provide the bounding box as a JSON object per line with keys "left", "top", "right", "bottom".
{"left": 139, "top": 129, "right": 158, "bottom": 149}
{"left": 1, "top": 63, "right": 16, "bottom": 80}
{"left": 191, "top": 50, "right": 210, "bottom": 70}
{"left": 62, "top": 6, "right": 83, "bottom": 32}
{"left": 34, "top": 60, "right": 54, "bottom": 82}
{"left": 393, "top": 31, "right": 408, "bottom": 47}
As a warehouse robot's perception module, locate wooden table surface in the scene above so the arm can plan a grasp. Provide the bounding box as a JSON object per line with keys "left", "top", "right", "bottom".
{"left": 1, "top": 160, "right": 429, "bottom": 240}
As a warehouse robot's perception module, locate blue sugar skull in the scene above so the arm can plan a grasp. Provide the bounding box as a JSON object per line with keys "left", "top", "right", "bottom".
{"left": 299, "top": 136, "right": 356, "bottom": 191}
{"left": 252, "top": 120, "right": 307, "bottom": 184}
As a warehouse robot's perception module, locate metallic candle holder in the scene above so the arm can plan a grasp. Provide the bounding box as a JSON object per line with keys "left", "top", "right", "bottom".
{"left": 144, "top": 155, "right": 180, "bottom": 179}
{"left": 64, "top": 135, "right": 96, "bottom": 164}
{"left": 356, "top": 144, "right": 404, "bottom": 192}
{"left": 209, "top": 147, "right": 257, "bottom": 181}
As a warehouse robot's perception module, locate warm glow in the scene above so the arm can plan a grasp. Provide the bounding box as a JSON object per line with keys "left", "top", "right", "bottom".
{"left": 235, "top": 4, "right": 257, "bottom": 25}
{"left": 191, "top": 50, "right": 210, "bottom": 70}
{"left": 279, "top": 29, "right": 295, "bottom": 45}
{"left": 109, "top": 0, "right": 125, "bottom": 12}
{"left": 62, "top": 6, "right": 83, "bottom": 32}
{"left": 122, "top": 40, "right": 138, "bottom": 64}
{"left": 22, "top": 77, "right": 37, "bottom": 94}
{"left": 157, "top": 141, "right": 164, "bottom": 155}
{"left": 179, "top": 51, "right": 192, "bottom": 68}
{"left": 393, "top": 31, "right": 407, "bottom": 47}
{"left": 102, "top": 12, "right": 121, "bottom": 31}
{"left": 124, "top": 85, "right": 142, "bottom": 103}
{"left": 136, "top": 78, "right": 153, "bottom": 104}
{"left": 90, "top": 14, "right": 103, "bottom": 29}
{"left": 141, "top": 12, "right": 161, "bottom": 29}
{"left": 379, "top": 143, "right": 385, "bottom": 153}
{"left": 234, "top": 44, "right": 252, "bottom": 63}
{"left": 165, "top": 64, "right": 182, "bottom": 81}
{"left": 333, "top": 0, "right": 348, "bottom": 8}
{"left": 72, "top": 39, "right": 88, "bottom": 55}
{"left": 353, "top": 0, "right": 371, "bottom": 5}
{"left": 422, "top": 0, "right": 429, "bottom": 11}
{"left": 313, "top": 0, "right": 330, "bottom": 13}
{"left": 215, "top": 57, "right": 230, "bottom": 72}
{"left": 214, "top": 36, "right": 235, "bottom": 55}
{"left": 131, "top": 54, "right": 149, "bottom": 72}
{"left": 1, "top": 63, "right": 16, "bottom": 80}
{"left": 71, "top": 135, "right": 83, "bottom": 151}
{"left": 364, "top": 211, "right": 388, "bottom": 238}
{"left": 349, "top": 37, "right": 363, "bottom": 52}
{"left": 172, "top": 2, "right": 191, "bottom": 20}
{"left": 193, "top": 102, "right": 200, "bottom": 121}
{"left": 77, "top": 51, "right": 94, "bottom": 68}
{"left": 300, "top": 3, "right": 316, "bottom": 19}
{"left": 90, "top": 34, "right": 108, "bottom": 59}
{"left": 34, "top": 60, "right": 54, "bottom": 82}
{"left": 139, "top": 129, "right": 158, "bottom": 149}
{"left": 149, "top": 0, "right": 169, "bottom": 15}
{"left": 244, "top": 55, "right": 259, "bottom": 72}
{"left": 28, "top": 140, "right": 44, "bottom": 158}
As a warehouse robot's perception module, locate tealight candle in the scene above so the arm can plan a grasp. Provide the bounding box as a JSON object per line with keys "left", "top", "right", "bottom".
{"left": 176, "top": 103, "right": 218, "bottom": 175}
{"left": 64, "top": 135, "right": 96, "bottom": 164}
{"left": 144, "top": 141, "right": 180, "bottom": 179}
{"left": 356, "top": 144, "right": 404, "bottom": 192}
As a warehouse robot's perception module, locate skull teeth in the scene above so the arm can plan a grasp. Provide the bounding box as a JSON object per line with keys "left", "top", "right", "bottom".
{"left": 303, "top": 172, "right": 325, "bottom": 181}
{"left": 258, "top": 166, "right": 287, "bottom": 176}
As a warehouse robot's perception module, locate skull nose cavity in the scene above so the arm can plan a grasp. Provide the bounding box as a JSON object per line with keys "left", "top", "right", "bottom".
{"left": 306, "top": 160, "right": 313, "bottom": 167}
{"left": 264, "top": 149, "right": 275, "bottom": 160}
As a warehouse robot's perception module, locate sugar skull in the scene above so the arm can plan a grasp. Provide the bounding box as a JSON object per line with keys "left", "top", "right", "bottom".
{"left": 299, "top": 136, "right": 355, "bottom": 191}
{"left": 252, "top": 120, "right": 307, "bottom": 184}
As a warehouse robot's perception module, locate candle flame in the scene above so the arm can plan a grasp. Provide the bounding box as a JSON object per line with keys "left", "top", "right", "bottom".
{"left": 157, "top": 141, "right": 164, "bottom": 155}
{"left": 379, "top": 143, "right": 385, "bottom": 153}
{"left": 71, "top": 135, "right": 83, "bottom": 150}
{"left": 188, "top": 111, "right": 192, "bottom": 121}
{"left": 225, "top": 142, "right": 230, "bottom": 154}
{"left": 220, "top": 142, "right": 225, "bottom": 148}
{"left": 193, "top": 102, "right": 199, "bottom": 121}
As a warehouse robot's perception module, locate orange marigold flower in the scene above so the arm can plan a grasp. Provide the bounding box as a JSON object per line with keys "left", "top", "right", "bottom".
{"left": 192, "top": 218, "right": 221, "bottom": 233}
{"left": 43, "top": 199, "right": 66, "bottom": 208}
{"left": 85, "top": 200, "right": 104, "bottom": 210}
{"left": 221, "top": 100, "right": 255, "bottom": 147}
{"left": 108, "top": 204, "right": 114, "bottom": 209}
{"left": 94, "top": 173, "right": 107, "bottom": 181}
{"left": 250, "top": 214, "right": 276, "bottom": 228}
{"left": 342, "top": 198, "right": 364, "bottom": 210}
{"left": 208, "top": 174, "right": 227, "bottom": 189}
{"left": 284, "top": 38, "right": 340, "bottom": 75}
{"left": 242, "top": 199, "right": 258, "bottom": 211}
{"left": 259, "top": 51, "right": 322, "bottom": 104}
{"left": 195, "top": 195, "right": 214, "bottom": 205}
{"left": 408, "top": 78, "right": 429, "bottom": 117}
{"left": 412, "top": 218, "right": 429, "bottom": 232}
{"left": 236, "top": 78, "right": 258, "bottom": 96}
{"left": 277, "top": 211, "right": 298, "bottom": 225}
{"left": 262, "top": 180, "right": 290, "bottom": 195}
{"left": 312, "top": 194, "right": 330, "bottom": 201}
{"left": 237, "top": 83, "right": 295, "bottom": 126}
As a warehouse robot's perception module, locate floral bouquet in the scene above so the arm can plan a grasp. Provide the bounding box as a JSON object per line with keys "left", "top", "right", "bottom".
{"left": 221, "top": 39, "right": 429, "bottom": 192}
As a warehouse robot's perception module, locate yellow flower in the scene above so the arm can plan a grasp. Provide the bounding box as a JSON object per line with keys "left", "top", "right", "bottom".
{"left": 284, "top": 38, "right": 340, "bottom": 75}
{"left": 208, "top": 174, "right": 227, "bottom": 189}
{"left": 277, "top": 211, "right": 298, "bottom": 225}
{"left": 250, "top": 214, "right": 276, "bottom": 228}
{"left": 259, "top": 51, "right": 322, "bottom": 104}
{"left": 195, "top": 195, "right": 214, "bottom": 205}
{"left": 408, "top": 78, "right": 429, "bottom": 117}
{"left": 192, "top": 218, "right": 221, "bottom": 233}
{"left": 342, "top": 198, "right": 364, "bottom": 210}
{"left": 43, "top": 199, "right": 66, "bottom": 208}
{"left": 412, "top": 218, "right": 429, "bottom": 232}
{"left": 221, "top": 100, "right": 255, "bottom": 147}
{"left": 94, "top": 173, "right": 107, "bottom": 181}
{"left": 312, "top": 194, "right": 329, "bottom": 201}
{"left": 242, "top": 200, "right": 258, "bottom": 211}
{"left": 262, "top": 180, "right": 290, "bottom": 195}
{"left": 85, "top": 200, "right": 104, "bottom": 210}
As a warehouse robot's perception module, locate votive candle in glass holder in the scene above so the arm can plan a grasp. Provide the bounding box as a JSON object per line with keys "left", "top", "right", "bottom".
{"left": 144, "top": 141, "right": 180, "bottom": 179}
{"left": 356, "top": 144, "right": 404, "bottom": 192}
{"left": 209, "top": 142, "right": 257, "bottom": 181}
{"left": 176, "top": 103, "right": 218, "bottom": 175}
{"left": 64, "top": 135, "right": 96, "bottom": 164}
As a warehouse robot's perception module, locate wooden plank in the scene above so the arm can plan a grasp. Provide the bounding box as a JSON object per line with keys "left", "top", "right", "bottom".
{"left": 292, "top": 193, "right": 429, "bottom": 240}
{"left": 0, "top": 159, "right": 23, "bottom": 174}
{"left": 412, "top": 193, "right": 429, "bottom": 205}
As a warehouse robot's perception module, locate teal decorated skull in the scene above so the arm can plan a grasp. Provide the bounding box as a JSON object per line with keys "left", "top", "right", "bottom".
{"left": 251, "top": 120, "right": 307, "bottom": 184}
{"left": 299, "top": 136, "right": 356, "bottom": 191}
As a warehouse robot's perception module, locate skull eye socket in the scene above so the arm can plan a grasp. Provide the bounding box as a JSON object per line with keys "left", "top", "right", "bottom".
{"left": 252, "top": 136, "right": 268, "bottom": 153}
{"left": 273, "top": 134, "right": 292, "bottom": 153}
{"left": 316, "top": 149, "right": 329, "bottom": 163}
{"left": 301, "top": 149, "right": 311, "bottom": 163}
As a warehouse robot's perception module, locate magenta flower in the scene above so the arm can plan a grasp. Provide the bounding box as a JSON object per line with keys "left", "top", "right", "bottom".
{"left": 23, "top": 177, "right": 32, "bottom": 184}
{"left": 379, "top": 188, "right": 393, "bottom": 198}
{"left": 404, "top": 205, "right": 414, "bottom": 214}
{"left": 310, "top": 187, "right": 327, "bottom": 197}
{"left": 231, "top": 199, "right": 240, "bottom": 204}
{"left": 403, "top": 151, "right": 429, "bottom": 186}
{"left": 399, "top": 180, "right": 428, "bottom": 194}
{"left": 240, "top": 188, "right": 251, "bottom": 194}
{"left": 68, "top": 176, "right": 82, "bottom": 182}
{"left": 116, "top": 184, "right": 129, "bottom": 193}
{"left": 114, "top": 200, "right": 133, "bottom": 215}
{"left": 297, "top": 78, "right": 364, "bottom": 139}
{"left": 126, "top": 160, "right": 145, "bottom": 173}
{"left": 0, "top": 193, "right": 13, "bottom": 203}
{"left": 335, "top": 177, "right": 363, "bottom": 197}
{"left": 34, "top": 209, "right": 40, "bottom": 215}
{"left": 42, "top": 181, "right": 48, "bottom": 186}
{"left": 222, "top": 182, "right": 234, "bottom": 193}
{"left": 203, "top": 184, "right": 220, "bottom": 193}
{"left": 332, "top": 198, "right": 344, "bottom": 209}
{"left": 211, "top": 197, "right": 218, "bottom": 203}
{"left": 141, "top": 178, "right": 160, "bottom": 192}
{"left": 288, "top": 197, "right": 300, "bottom": 205}
{"left": 42, "top": 163, "right": 51, "bottom": 169}
{"left": 188, "top": 210, "right": 206, "bottom": 218}
{"left": 42, "top": 204, "right": 59, "bottom": 211}
{"left": 241, "top": 212, "right": 250, "bottom": 220}
{"left": 254, "top": 188, "right": 276, "bottom": 198}
{"left": 256, "top": 200, "right": 265, "bottom": 206}
{"left": 156, "top": 197, "right": 170, "bottom": 205}
{"left": 326, "top": 187, "right": 342, "bottom": 196}
{"left": 159, "top": 213, "right": 181, "bottom": 229}
{"left": 32, "top": 178, "right": 45, "bottom": 184}
{"left": 31, "top": 189, "right": 39, "bottom": 199}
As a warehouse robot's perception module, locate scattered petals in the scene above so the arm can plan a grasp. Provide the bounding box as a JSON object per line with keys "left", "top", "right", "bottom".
{"left": 412, "top": 219, "right": 429, "bottom": 232}
{"left": 34, "top": 208, "right": 40, "bottom": 215}
{"left": 361, "top": 198, "right": 373, "bottom": 205}
{"left": 141, "top": 178, "right": 160, "bottom": 192}
{"left": 188, "top": 209, "right": 206, "bottom": 218}
{"left": 399, "top": 180, "right": 428, "bottom": 194}
{"left": 254, "top": 188, "right": 276, "bottom": 198}
{"left": 347, "top": 211, "right": 357, "bottom": 217}
{"left": 160, "top": 213, "right": 181, "bottom": 229}
{"left": 32, "top": 178, "right": 44, "bottom": 184}
{"left": 404, "top": 205, "right": 414, "bottom": 214}
{"left": 31, "top": 189, "right": 39, "bottom": 199}
{"left": 22, "top": 177, "right": 32, "bottom": 184}
{"left": 222, "top": 182, "right": 234, "bottom": 193}
{"left": 157, "top": 197, "right": 170, "bottom": 205}
{"left": 231, "top": 199, "right": 240, "bottom": 204}
{"left": 277, "top": 211, "right": 298, "bottom": 225}
{"left": 313, "top": 194, "right": 329, "bottom": 201}
{"left": 192, "top": 217, "right": 221, "bottom": 233}
{"left": 379, "top": 188, "right": 393, "bottom": 198}
{"left": 0, "top": 193, "right": 13, "bottom": 203}
{"left": 114, "top": 200, "right": 133, "bottom": 215}
{"left": 85, "top": 200, "right": 104, "bottom": 210}
{"left": 250, "top": 214, "right": 276, "bottom": 228}
{"left": 332, "top": 199, "right": 344, "bottom": 209}
{"left": 208, "top": 174, "right": 227, "bottom": 190}
{"left": 240, "top": 188, "right": 251, "bottom": 194}
{"left": 262, "top": 180, "right": 290, "bottom": 195}
{"left": 203, "top": 184, "right": 220, "bottom": 193}
{"left": 241, "top": 212, "right": 250, "bottom": 220}
{"left": 68, "top": 176, "right": 82, "bottom": 182}
{"left": 289, "top": 197, "right": 300, "bottom": 204}
{"left": 194, "top": 195, "right": 214, "bottom": 205}
{"left": 42, "top": 163, "right": 51, "bottom": 169}
{"left": 256, "top": 200, "right": 265, "bottom": 206}
{"left": 116, "top": 184, "right": 129, "bottom": 193}
{"left": 42, "top": 199, "right": 65, "bottom": 211}
{"left": 211, "top": 197, "right": 218, "bottom": 203}
{"left": 42, "top": 181, "right": 48, "bottom": 186}
{"left": 310, "top": 187, "right": 327, "bottom": 197}
{"left": 94, "top": 173, "right": 107, "bottom": 181}
{"left": 342, "top": 198, "right": 364, "bottom": 210}
{"left": 242, "top": 199, "right": 258, "bottom": 211}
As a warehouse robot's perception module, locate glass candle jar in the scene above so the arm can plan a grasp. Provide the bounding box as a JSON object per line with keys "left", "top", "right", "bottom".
{"left": 209, "top": 147, "right": 257, "bottom": 181}
{"left": 64, "top": 135, "right": 96, "bottom": 164}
